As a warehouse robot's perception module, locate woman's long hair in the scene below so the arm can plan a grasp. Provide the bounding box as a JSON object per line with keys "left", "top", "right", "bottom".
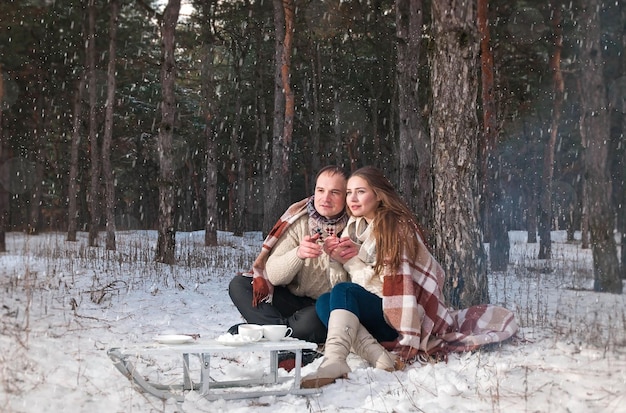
{"left": 349, "top": 166, "right": 426, "bottom": 274}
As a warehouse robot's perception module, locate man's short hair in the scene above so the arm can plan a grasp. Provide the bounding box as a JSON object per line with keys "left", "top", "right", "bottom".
{"left": 315, "top": 165, "right": 349, "bottom": 182}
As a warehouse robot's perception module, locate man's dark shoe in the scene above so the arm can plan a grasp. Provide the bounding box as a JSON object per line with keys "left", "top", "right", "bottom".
{"left": 277, "top": 349, "right": 323, "bottom": 372}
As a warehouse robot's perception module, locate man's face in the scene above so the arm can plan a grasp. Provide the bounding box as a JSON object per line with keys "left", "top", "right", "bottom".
{"left": 313, "top": 172, "right": 347, "bottom": 219}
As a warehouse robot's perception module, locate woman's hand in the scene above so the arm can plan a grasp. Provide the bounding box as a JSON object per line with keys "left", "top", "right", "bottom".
{"left": 324, "top": 236, "right": 358, "bottom": 264}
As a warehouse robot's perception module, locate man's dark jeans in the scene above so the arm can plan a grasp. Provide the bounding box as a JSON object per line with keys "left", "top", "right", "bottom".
{"left": 228, "top": 275, "right": 327, "bottom": 344}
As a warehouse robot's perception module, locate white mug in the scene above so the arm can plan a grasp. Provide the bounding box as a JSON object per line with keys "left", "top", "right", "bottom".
{"left": 238, "top": 324, "right": 264, "bottom": 341}
{"left": 263, "top": 325, "right": 293, "bottom": 341}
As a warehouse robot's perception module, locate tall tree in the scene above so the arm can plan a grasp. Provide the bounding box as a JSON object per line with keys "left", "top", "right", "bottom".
{"left": 155, "top": 0, "right": 180, "bottom": 264}
{"left": 28, "top": 79, "right": 45, "bottom": 234}
{"left": 67, "top": 3, "right": 88, "bottom": 242}
{"left": 525, "top": 120, "right": 539, "bottom": 244}
{"left": 478, "top": 0, "right": 509, "bottom": 271}
{"left": 621, "top": 1, "right": 626, "bottom": 278}
{"left": 304, "top": 47, "right": 322, "bottom": 178}
{"left": 396, "top": 0, "right": 432, "bottom": 234}
{"left": 0, "top": 65, "right": 6, "bottom": 252}
{"left": 253, "top": 0, "right": 270, "bottom": 231}
{"left": 538, "top": 2, "right": 564, "bottom": 260}
{"left": 66, "top": 72, "right": 85, "bottom": 242}
{"left": 227, "top": 32, "right": 248, "bottom": 236}
{"left": 579, "top": 0, "right": 621, "bottom": 293}
{"left": 264, "top": 0, "right": 294, "bottom": 234}
{"left": 102, "top": 0, "right": 120, "bottom": 251}
{"left": 430, "top": 0, "right": 489, "bottom": 307}
{"left": 195, "top": 0, "right": 219, "bottom": 247}
{"left": 87, "top": 0, "right": 101, "bottom": 246}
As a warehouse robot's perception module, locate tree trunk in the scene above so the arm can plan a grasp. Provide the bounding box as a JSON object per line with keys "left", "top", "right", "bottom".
{"left": 155, "top": 0, "right": 180, "bottom": 264}
{"left": 430, "top": 1, "right": 489, "bottom": 308}
{"left": 0, "top": 65, "right": 6, "bottom": 251}
{"left": 281, "top": 0, "right": 295, "bottom": 160}
{"left": 204, "top": 108, "right": 218, "bottom": 247}
{"left": 228, "top": 39, "right": 245, "bottom": 236}
{"left": 264, "top": 0, "right": 293, "bottom": 234}
{"left": 332, "top": 80, "right": 342, "bottom": 166}
{"left": 525, "top": 120, "right": 538, "bottom": 243}
{"left": 617, "top": 2, "right": 626, "bottom": 279}
{"left": 30, "top": 149, "right": 44, "bottom": 234}
{"left": 102, "top": 0, "right": 119, "bottom": 251}
{"left": 579, "top": 163, "right": 589, "bottom": 249}
{"left": 199, "top": 2, "right": 218, "bottom": 247}
{"left": 478, "top": 0, "right": 508, "bottom": 271}
{"left": 538, "top": 3, "right": 564, "bottom": 260}
{"left": 252, "top": 1, "right": 268, "bottom": 232}
{"left": 28, "top": 91, "right": 45, "bottom": 235}
{"left": 622, "top": 142, "right": 626, "bottom": 278}
{"left": 66, "top": 71, "right": 85, "bottom": 242}
{"left": 396, "top": 0, "right": 432, "bottom": 233}
{"left": 310, "top": 48, "right": 321, "bottom": 176}
{"left": 478, "top": 0, "right": 494, "bottom": 242}
{"left": 621, "top": 119, "right": 626, "bottom": 277}
{"left": 579, "top": 1, "right": 621, "bottom": 293}
{"left": 87, "top": 0, "right": 100, "bottom": 246}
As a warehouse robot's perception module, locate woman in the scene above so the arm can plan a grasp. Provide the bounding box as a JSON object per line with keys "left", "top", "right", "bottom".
{"left": 302, "top": 166, "right": 426, "bottom": 388}
{"left": 301, "top": 166, "right": 517, "bottom": 388}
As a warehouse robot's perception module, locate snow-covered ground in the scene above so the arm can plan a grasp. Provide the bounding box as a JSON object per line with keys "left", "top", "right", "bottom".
{"left": 1, "top": 229, "right": 624, "bottom": 412}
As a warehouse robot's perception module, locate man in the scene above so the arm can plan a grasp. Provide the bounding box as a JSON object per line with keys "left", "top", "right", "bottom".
{"left": 228, "top": 165, "right": 350, "bottom": 347}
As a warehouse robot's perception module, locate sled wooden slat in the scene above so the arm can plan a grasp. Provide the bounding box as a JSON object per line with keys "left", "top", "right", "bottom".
{"left": 108, "top": 338, "right": 320, "bottom": 401}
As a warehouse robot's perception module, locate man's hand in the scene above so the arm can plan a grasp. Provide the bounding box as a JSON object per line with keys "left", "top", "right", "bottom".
{"left": 296, "top": 233, "right": 324, "bottom": 259}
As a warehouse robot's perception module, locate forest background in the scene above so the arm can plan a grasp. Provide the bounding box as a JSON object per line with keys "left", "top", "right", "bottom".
{"left": 0, "top": 0, "right": 624, "bottom": 307}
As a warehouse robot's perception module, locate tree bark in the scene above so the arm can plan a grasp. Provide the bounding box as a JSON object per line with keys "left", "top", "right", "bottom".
{"left": 309, "top": 48, "right": 321, "bottom": 177}
{"left": 525, "top": 120, "right": 538, "bottom": 244}
{"left": 227, "top": 37, "right": 247, "bottom": 236}
{"left": 252, "top": 0, "right": 268, "bottom": 232}
{"left": 621, "top": 1, "right": 626, "bottom": 278}
{"left": 0, "top": 64, "right": 6, "bottom": 251}
{"left": 579, "top": 1, "right": 621, "bottom": 293}
{"left": 102, "top": 0, "right": 119, "bottom": 251}
{"left": 478, "top": 0, "right": 509, "bottom": 271}
{"left": 396, "top": 0, "right": 432, "bottom": 233}
{"left": 280, "top": 0, "right": 295, "bottom": 174}
{"left": 579, "top": 153, "right": 589, "bottom": 249}
{"left": 87, "top": 0, "right": 100, "bottom": 246}
{"left": 430, "top": 1, "right": 489, "bottom": 307}
{"left": 264, "top": 0, "right": 293, "bottom": 234}
{"left": 28, "top": 90, "right": 45, "bottom": 235}
{"left": 477, "top": 0, "right": 494, "bottom": 242}
{"left": 155, "top": 0, "right": 180, "bottom": 264}
{"left": 66, "top": 71, "right": 85, "bottom": 242}
{"left": 538, "top": 3, "right": 564, "bottom": 260}
{"left": 198, "top": 1, "right": 218, "bottom": 247}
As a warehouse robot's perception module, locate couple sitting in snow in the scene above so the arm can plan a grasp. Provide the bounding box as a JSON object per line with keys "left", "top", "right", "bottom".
{"left": 228, "top": 165, "right": 518, "bottom": 389}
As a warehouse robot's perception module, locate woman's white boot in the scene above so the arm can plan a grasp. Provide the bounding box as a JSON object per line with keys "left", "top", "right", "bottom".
{"left": 352, "top": 324, "right": 404, "bottom": 371}
{"left": 300, "top": 309, "right": 358, "bottom": 388}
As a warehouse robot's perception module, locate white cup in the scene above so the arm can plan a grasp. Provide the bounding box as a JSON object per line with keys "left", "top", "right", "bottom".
{"left": 238, "top": 324, "right": 264, "bottom": 341}
{"left": 263, "top": 325, "right": 293, "bottom": 341}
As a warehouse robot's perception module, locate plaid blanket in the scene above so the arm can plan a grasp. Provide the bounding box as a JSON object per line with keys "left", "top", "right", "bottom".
{"left": 249, "top": 198, "right": 310, "bottom": 306}
{"left": 382, "top": 233, "right": 518, "bottom": 357}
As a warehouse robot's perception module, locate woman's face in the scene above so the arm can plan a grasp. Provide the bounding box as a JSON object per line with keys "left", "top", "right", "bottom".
{"left": 346, "top": 176, "right": 379, "bottom": 221}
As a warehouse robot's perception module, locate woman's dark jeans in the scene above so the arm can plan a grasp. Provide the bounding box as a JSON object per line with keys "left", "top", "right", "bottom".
{"left": 315, "top": 282, "right": 398, "bottom": 342}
